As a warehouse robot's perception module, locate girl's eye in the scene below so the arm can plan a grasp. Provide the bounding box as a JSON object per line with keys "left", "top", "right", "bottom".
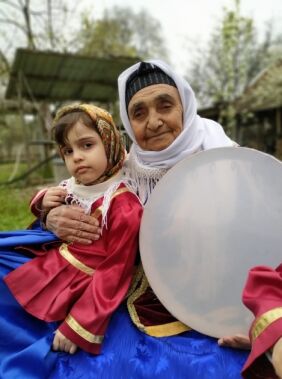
{"left": 62, "top": 148, "right": 72, "bottom": 156}
{"left": 83, "top": 142, "right": 93, "bottom": 149}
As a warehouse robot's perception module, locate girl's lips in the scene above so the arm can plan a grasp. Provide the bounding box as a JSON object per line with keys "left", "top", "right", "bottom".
{"left": 75, "top": 166, "right": 89, "bottom": 174}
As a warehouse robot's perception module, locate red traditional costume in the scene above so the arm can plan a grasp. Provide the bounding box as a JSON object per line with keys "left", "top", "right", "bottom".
{"left": 5, "top": 181, "right": 143, "bottom": 355}
{"left": 242, "top": 264, "right": 282, "bottom": 379}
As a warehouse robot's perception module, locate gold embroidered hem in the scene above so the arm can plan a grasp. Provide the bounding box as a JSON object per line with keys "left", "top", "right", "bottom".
{"left": 65, "top": 314, "right": 104, "bottom": 343}
{"left": 127, "top": 267, "right": 192, "bottom": 337}
{"left": 144, "top": 321, "right": 191, "bottom": 337}
{"left": 59, "top": 244, "right": 95, "bottom": 276}
{"left": 127, "top": 267, "right": 148, "bottom": 332}
{"left": 251, "top": 307, "right": 282, "bottom": 341}
{"left": 126, "top": 264, "right": 144, "bottom": 299}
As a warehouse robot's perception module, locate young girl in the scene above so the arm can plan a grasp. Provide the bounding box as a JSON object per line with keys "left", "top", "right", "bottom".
{"left": 4, "top": 103, "right": 143, "bottom": 355}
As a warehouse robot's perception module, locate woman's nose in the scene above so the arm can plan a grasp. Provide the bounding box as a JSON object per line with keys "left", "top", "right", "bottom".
{"left": 147, "top": 111, "right": 163, "bottom": 130}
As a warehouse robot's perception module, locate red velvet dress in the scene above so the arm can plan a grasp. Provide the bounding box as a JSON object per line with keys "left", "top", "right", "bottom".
{"left": 242, "top": 264, "right": 282, "bottom": 379}
{"left": 4, "top": 185, "right": 143, "bottom": 355}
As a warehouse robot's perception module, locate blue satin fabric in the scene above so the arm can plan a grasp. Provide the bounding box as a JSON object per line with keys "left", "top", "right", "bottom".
{"left": 0, "top": 226, "right": 58, "bottom": 379}
{"left": 0, "top": 220, "right": 57, "bottom": 248}
{"left": 52, "top": 307, "right": 248, "bottom": 379}
{"left": 0, "top": 225, "right": 248, "bottom": 379}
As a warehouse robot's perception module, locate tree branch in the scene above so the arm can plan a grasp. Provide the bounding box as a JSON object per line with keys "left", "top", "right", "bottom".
{"left": 0, "top": 18, "right": 26, "bottom": 33}
{"left": 0, "top": 0, "right": 23, "bottom": 12}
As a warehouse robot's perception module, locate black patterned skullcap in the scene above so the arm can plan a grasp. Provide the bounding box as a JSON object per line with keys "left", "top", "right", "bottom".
{"left": 125, "top": 62, "right": 176, "bottom": 109}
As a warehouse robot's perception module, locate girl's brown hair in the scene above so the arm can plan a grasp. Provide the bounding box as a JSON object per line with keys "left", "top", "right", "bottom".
{"left": 52, "top": 110, "right": 96, "bottom": 147}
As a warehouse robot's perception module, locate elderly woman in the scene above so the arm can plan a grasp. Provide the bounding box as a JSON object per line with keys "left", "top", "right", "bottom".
{"left": 0, "top": 60, "right": 249, "bottom": 379}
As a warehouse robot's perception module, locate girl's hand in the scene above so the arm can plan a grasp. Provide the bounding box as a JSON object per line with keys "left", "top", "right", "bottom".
{"left": 53, "top": 329, "right": 78, "bottom": 354}
{"left": 218, "top": 334, "right": 251, "bottom": 350}
{"left": 42, "top": 187, "right": 67, "bottom": 211}
{"left": 273, "top": 337, "right": 282, "bottom": 379}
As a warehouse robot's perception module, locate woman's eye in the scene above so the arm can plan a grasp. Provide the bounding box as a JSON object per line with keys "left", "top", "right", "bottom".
{"left": 134, "top": 109, "right": 145, "bottom": 118}
{"left": 161, "top": 102, "right": 172, "bottom": 110}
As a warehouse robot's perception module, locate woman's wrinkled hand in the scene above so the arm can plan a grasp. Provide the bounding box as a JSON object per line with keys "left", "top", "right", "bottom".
{"left": 272, "top": 337, "right": 282, "bottom": 379}
{"left": 218, "top": 334, "right": 251, "bottom": 350}
{"left": 46, "top": 204, "right": 101, "bottom": 244}
{"left": 53, "top": 330, "right": 77, "bottom": 354}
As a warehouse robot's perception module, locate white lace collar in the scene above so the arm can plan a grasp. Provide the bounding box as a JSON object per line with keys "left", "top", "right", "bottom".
{"left": 64, "top": 171, "right": 124, "bottom": 214}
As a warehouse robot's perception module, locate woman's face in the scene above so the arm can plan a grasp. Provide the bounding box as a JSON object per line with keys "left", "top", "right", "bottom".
{"left": 128, "top": 84, "right": 183, "bottom": 151}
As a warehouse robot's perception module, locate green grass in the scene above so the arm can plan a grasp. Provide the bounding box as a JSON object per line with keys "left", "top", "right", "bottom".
{"left": 0, "top": 186, "right": 39, "bottom": 231}
{"left": 0, "top": 161, "right": 56, "bottom": 230}
{"left": 0, "top": 162, "right": 43, "bottom": 230}
{"left": 0, "top": 161, "right": 54, "bottom": 186}
{"left": 0, "top": 161, "right": 57, "bottom": 230}
{"left": 0, "top": 162, "right": 29, "bottom": 183}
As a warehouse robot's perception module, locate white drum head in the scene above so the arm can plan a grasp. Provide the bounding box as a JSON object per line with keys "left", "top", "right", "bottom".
{"left": 140, "top": 147, "right": 282, "bottom": 338}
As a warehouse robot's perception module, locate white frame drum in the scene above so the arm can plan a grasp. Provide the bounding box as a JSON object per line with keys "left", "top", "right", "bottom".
{"left": 140, "top": 147, "right": 282, "bottom": 337}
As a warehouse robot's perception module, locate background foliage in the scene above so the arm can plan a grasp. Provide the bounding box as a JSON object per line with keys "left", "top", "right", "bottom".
{"left": 0, "top": 186, "right": 35, "bottom": 230}
{"left": 188, "top": 0, "right": 282, "bottom": 138}
{"left": 0, "top": 0, "right": 281, "bottom": 230}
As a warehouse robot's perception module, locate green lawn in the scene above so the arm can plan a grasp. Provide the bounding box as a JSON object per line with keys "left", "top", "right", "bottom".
{"left": 0, "top": 161, "right": 53, "bottom": 185}
{"left": 0, "top": 186, "right": 37, "bottom": 231}
{"left": 0, "top": 163, "right": 42, "bottom": 230}
{"left": 0, "top": 162, "right": 28, "bottom": 182}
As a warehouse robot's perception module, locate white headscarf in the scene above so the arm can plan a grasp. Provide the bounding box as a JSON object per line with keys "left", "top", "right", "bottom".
{"left": 118, "top": 59, "right": 235, "bottom": 203}
{"left": 118, "top": 59, "right": 234, "bottom": 167}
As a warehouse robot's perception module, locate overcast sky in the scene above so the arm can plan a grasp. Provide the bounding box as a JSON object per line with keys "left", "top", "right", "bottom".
{"left": 79, "top": 0, "right": 282, "bottom": 74}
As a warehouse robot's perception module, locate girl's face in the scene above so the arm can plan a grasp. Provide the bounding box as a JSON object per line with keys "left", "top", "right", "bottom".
{"left": 61, "top": 121, "right": 107, "bottom": 185}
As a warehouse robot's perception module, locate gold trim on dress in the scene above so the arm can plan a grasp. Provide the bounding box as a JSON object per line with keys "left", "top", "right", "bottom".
{"left": 65, "top": 314, "right": 104, "bottom": 343}
{"left": 91, "top": 206, "right": 102, "bottom": 219}
{"left": 127, "top": 267, "right": 191, "bottom": 337}
{"left": 90, "top": 187, "right": 130, "bottom": 219}
{"left": 251, "top": 307, "right": 282, "bottom": 341}
{"left": 126, "top": 264, "right": 144, "bottom": 298}
{"left": 111, "top": 187, "right": 130, "bottom": 198}
{"left": 144, "top": 321, "right": 191, "bottom": 337}
{"left": 127, "top": 267, "right": 148, "bottom": 332}
{"left": 59, "top": 243, "right": 95, "bottom": 276}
